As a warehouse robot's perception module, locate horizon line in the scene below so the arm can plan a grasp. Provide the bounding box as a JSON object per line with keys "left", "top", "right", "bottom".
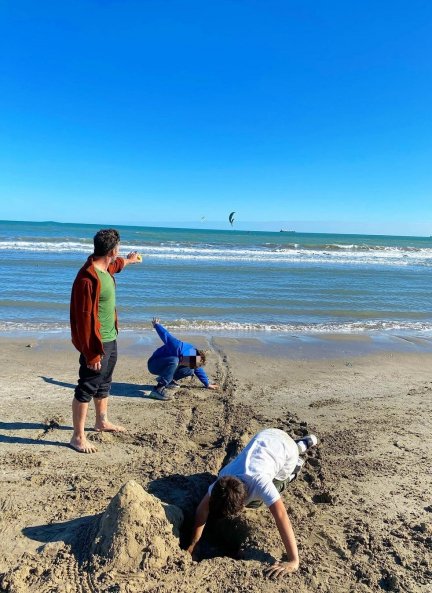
{"left": 0, "top": 218, "right": 431, "bottom": 239}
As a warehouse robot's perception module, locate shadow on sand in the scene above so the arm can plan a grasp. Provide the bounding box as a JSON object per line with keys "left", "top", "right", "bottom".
{"left": 40, "top": 376, "right": 152, "bottom": 398}
{"left": 0, "top": 421, "right": 72, "bottom": 431}
{"left": 0, "top": 433, "right": 70, "bottom": 447}
{"left": 23, "top": 515, "right": 98, "bottom": 563}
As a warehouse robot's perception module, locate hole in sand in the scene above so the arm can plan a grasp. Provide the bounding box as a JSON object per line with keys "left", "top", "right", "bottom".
{"left": 312, "top": 491, "right": 334, "bottom": 504}
{"left": 188, "top": 515, "right": 252, "bottom": 561}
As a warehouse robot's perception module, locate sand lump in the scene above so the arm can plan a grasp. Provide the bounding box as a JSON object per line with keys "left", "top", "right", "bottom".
{"left": 91, "top": 480, "right": 186, "bottom": 571}
{"left": 0, "top": 481, "right": 190, "bottom": 593}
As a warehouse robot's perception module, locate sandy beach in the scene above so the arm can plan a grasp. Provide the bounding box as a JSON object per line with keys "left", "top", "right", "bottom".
{"left": 0, "top": 334, "right": 431, "bottom": 593}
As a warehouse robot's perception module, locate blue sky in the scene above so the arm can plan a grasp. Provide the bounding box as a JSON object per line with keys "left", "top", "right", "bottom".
{"left": 0, "top": 1, "right": 431, "bottom": 235}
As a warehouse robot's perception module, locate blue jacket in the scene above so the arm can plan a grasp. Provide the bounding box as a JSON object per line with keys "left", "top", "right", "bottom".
{"left": 151, "top": 323, "right": 209, "bottom": 387}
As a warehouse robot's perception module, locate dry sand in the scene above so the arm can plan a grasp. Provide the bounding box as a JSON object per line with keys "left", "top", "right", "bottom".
{"left": 0, "top": 334, "right": 431, "bottom": 593}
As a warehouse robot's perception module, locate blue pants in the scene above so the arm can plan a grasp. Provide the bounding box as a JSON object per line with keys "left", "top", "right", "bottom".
{"left": 147, "top": 355, "right": 194, "bottom": 387}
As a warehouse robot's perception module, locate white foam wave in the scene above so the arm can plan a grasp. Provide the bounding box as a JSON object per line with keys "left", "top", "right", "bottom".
{"left": 0, "top": 240, "right": 91, "bottom": 252}
{"left": 1, "top": 240, "right": 432, "bottom": 267}
{"left": 2, "top": 319, "right": 432, "bottom": 334}
{"left": 156, "top": 319, "right": 432, "bottom": 333}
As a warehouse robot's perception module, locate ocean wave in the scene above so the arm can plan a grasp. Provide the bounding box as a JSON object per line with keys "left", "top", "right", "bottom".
{"left": 0, "top": 240, "right": 92, "bottom": 252}
{"left": 1, "top": 240, "right": 432, "bottom": 266}
{"left": 261, "top": 242, "right": 425, "bottom": 252}
{"left": 151, "top": 319, "right": 432, "bottom": 333}
{"left": 2, "top": 319, "right": 432, "bottom": 334}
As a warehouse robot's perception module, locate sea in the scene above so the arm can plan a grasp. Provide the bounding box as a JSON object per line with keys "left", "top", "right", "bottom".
{"left": 1, "top": 220, "right": 432, "bottom": 345}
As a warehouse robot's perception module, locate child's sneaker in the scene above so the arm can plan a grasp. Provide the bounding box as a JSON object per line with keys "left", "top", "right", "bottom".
{"left": 149, "top": 384, "right": 172, "bottom": 401}
{"left": 296, "top": 434, "right": 318, "bottom": 454}
{"left": 289, "top": 457, "right": 305, "bottom": 482}
{"left": 166, "top": 380, "right": 181, "bottom": 390}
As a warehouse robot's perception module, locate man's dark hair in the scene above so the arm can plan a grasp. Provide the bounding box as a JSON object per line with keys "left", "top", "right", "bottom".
{"left": 196, "top": 349, "right": 207, "bottom": 365}
{"left": 93, "top": 229, "right": 120, "bottom": 256}
{"left": 209, "top": 476, "right": 247, "bottom": 518}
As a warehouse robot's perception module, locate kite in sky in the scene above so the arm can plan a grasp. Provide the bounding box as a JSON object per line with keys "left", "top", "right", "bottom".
{"left": 229, "top": 211, "right": 235, "bottom": 227}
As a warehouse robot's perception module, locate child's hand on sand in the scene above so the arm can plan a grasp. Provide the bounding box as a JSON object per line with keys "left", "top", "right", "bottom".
{"left": 264, "top": 560, "right": 299, "bottom": 578}
{"left": 207, "top": 383, "right": 219, "bottom": 390}
{"left": 186, "top": 543, "right": 200, "bottom": 560}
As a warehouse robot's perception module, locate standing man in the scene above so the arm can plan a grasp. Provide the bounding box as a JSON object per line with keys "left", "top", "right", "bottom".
{"left": 70, "top": 228, "right": 141, "bottom": 453}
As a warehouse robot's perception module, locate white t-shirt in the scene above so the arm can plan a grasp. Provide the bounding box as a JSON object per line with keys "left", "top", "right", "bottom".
{"left": 208, "top": 428, "right": 299, "bottom": 508}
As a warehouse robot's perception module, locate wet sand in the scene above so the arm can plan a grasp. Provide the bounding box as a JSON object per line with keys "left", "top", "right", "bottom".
{"left": 0, "top": 334, "right": 431, "bottom": 592}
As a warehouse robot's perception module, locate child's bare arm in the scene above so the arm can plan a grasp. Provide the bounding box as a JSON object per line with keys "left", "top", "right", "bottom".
{"left": 187, "top": 493, "right": 210, "bottom": 554}
{"left": 265, "top": 498, "right": 300, "bottom": 578}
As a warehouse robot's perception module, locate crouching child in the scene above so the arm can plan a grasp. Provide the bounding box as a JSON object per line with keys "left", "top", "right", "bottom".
{"left": 187, "top": 428, "right": 318, "bottom": 578}
{"left": 147, "top": 318, "right": 219, "bottom": 401}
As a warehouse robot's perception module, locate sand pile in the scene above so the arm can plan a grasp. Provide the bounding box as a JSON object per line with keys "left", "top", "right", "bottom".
{"left": 91, "top": 480, "right": 187, "bottom": 572}
{"left": 0, "top": 481, "right": 190, "bottom": 593}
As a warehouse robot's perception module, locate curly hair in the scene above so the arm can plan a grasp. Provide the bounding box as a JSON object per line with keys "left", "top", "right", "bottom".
{"left": 209, "top": 476, "right": 247, "bottom": 518}
{"left": 93, "top": 229, "right": 120, "bottom": 256}
{"left": 196, "top": 349, "right": 207, "bottom": 365}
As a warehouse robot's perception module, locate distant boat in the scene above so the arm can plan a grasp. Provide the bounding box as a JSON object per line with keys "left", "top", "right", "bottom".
{"left": 280, "top": 229, "right": 296, "bottom": 234}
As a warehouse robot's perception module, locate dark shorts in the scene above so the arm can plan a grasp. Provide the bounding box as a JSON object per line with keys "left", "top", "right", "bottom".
{"left": 74, "top": 340, "right": 117, "bottom": 403}
{"left": 245, "top": 479, "right": 287, "bottom": 509}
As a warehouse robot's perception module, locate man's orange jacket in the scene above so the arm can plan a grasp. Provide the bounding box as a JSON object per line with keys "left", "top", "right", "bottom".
{"left": 70, "top": 255, "right": 125, "bottom": 365}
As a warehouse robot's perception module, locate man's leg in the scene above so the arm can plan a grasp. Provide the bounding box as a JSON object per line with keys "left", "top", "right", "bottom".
{"left": 93, "top": 341, "right": 125, "bottom": 432}
{"left": 70, "top": 398, "right": 97, "bottom": 453}
{"left": 94, "top": 396, "right": 125, "bottom": 432}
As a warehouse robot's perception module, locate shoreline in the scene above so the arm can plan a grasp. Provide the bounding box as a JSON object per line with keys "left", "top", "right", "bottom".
{"left": 2, "top": 328, "right": 432, "bottom": 360}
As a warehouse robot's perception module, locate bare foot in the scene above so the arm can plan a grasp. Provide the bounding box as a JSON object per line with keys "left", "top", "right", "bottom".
{"left": 69, "top": 435, "right": 97, "bottom": 454}
{"left": 94, "top": 421, "right": 126, "bottom": 433}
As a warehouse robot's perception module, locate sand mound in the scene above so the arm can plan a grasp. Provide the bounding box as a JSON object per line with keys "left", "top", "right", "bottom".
{"left": 91, "top": 480, "right": 186, "bottom": 572}
{"left": 0, "top": 481, "right": 189, "bottom": 593}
